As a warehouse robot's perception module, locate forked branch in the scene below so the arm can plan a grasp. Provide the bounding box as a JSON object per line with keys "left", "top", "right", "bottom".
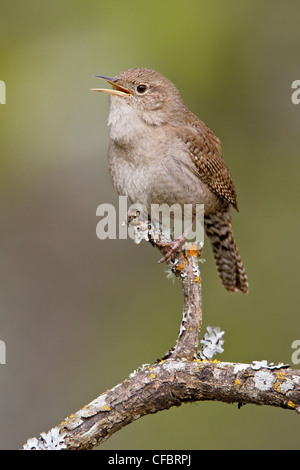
{"left": 23, "top": 215, "right": 300, "bottom": 450}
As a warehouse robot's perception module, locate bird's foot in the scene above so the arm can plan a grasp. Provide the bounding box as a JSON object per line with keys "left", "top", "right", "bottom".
{"left": 157, "top": 234, "right": 186, "bottom": 264}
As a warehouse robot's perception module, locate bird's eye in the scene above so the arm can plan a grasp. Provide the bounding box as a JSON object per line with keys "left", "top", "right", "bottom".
{"left": 136, "top": 84, "right": 148, "bottom": 94}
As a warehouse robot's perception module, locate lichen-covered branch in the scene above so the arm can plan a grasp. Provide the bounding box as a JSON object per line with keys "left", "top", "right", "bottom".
{"left": 22, "top": 213, "right": 300, "bottom": 450}
{"left": 23, "top": 359, "right": 300, "bottom": 450}
{"left": 128, "top": 212, "right": 204, "bottom": 360}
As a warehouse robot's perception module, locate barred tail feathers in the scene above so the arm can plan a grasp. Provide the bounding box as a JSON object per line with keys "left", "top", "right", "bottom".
{"left": 204, "top": 210, "right": 248, "bottom": 293}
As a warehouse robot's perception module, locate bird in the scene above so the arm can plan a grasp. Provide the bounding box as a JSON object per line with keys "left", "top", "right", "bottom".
{"left": 92, "top": 68, "right": 248, "bottom": 294}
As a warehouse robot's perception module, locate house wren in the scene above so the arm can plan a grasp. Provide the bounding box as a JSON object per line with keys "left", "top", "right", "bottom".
{"left": 92, "top": 68, "right": 248, "bottom": 293}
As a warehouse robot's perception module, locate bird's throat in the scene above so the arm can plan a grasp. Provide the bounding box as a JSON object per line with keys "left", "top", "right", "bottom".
{"left": 108, "top": 98, "right": 146, "bottom": 146}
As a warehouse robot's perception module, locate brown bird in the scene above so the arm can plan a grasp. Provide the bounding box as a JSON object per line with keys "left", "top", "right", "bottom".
{"left": 92, "top": 68, "right": 248, "bottom": 293}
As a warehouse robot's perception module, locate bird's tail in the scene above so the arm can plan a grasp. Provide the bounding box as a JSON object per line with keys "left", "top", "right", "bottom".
{"left": 204, "top": 209, "right": 248, "bottom": 293}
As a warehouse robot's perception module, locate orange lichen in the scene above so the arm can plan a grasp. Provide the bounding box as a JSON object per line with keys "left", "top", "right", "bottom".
{"left": 176, "top": 263, "right": 186, "bottom": 270}
{"left": 186, "top": 243, "right": 199, "bottom": 257}
{"left": 274, "top": 381, "right": 281, "bottom": 393}
{"left": 276, "top": 371, "right": 286, "bottom": 381}
{"left": 187, "top": 249, "right": 198, "bottom": 257}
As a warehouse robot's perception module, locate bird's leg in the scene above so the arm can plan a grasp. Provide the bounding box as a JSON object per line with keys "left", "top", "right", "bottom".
{"left": 157, "top": 216, "right": 197, "bottom": 264}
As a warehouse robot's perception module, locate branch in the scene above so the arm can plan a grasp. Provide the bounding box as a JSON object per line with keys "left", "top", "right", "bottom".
{"left": 22, "top": 213, "right": 300, "bottom": 450}
{"left": 127, "top": 210, "right": 204, "bottom": 360}
{"left": 23, "top": 359, "right": 300, "bottom": 450}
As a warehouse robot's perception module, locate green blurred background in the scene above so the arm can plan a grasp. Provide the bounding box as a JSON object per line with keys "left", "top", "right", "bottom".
{"left": 0, "top": 0, "right": 299, "bottom": 450}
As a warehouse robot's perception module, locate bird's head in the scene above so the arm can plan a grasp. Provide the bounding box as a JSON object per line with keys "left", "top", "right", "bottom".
{"left": 91, "top": 68, "right": 186, "bottom": 126}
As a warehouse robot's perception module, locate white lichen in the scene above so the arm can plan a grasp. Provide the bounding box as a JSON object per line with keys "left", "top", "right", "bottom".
{"left": 163, "top": 360, "right": 187, "bottom": 373}
{"left": 79, "top": 394, "right": 109, "bottom": 418}
{"left": 165, "top": 267, "right": 176, "bottom": 281}
{"left": 23, "top": 428, "right": 67, "bottom": 450}
{"left": 192, "top": 263, "right": 201, "bottom": 278}
{"left": 128, "top": 218, "right": 150, "bottom": 244}
{"left": 292, "top": 375, "right": 300, "bottom": 385}
{"left": 199, "top": 326, "right": 225, "bottom": 360}
{"left": 233, "top": 363, "right": 249, "bottom": 374}
{"left": 280, "top": 379, "right": 294, "bottom": 394}
{"left": 178, "top": 310, "right": 188, "bottom": 337}
{"left": 129, "top": 363, "right": 151, "bottom": 379}
{"left": 253, "top": 370, "right": 275, "bottom": 391}
{"left": 251, "top": 360, "right": 290, "bottom": 370}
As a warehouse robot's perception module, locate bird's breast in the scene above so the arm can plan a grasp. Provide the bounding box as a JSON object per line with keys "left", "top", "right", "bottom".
{"left": 108, "top": 133, "right": 222, "bottom": 216}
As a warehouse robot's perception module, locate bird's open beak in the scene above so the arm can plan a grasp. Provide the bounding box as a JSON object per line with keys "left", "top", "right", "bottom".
{"left": 91, "top": 75, "right": 132, "bottom": 96}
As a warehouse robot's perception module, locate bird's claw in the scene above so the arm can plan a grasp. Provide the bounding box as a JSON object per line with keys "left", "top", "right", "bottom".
{"left": 158, "top": 236, "right": 186, "bottom": 264}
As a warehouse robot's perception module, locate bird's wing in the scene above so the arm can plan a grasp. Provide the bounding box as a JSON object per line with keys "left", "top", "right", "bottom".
{"left": 174, "top": 121, "right": 239, "bottom": 211}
